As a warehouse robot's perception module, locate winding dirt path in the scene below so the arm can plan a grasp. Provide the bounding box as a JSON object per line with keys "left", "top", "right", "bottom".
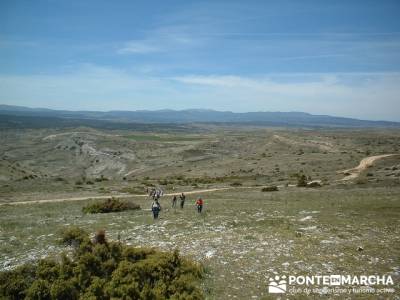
{"left": 43, "top": 131, "right": 121, "bottom": 141}
{"left": 0, "top": 187, "right": 234, "bottom": 206}
{"left": 340, "top": 154, "right": 397, "bottom": 180}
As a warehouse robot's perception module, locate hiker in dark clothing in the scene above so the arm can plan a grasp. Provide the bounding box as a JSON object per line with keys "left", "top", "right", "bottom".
{"left": 196, "top": 198, "right": 203, "bottom": 213}
{"left": 149, "top": 188, "right": 155, "bottom": 199}
{"left": 151, "top": 199, "right": 161, "bottom": 219}
{"left": 179, "top": 193, "right": 186, "bottom": 209}
{"left": 172, "top": 195, "right": 177, "bottom": 208}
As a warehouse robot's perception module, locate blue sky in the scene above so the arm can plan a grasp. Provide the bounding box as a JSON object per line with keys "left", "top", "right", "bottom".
{"left": 1, "top": 0, "right": 400, "bottom": 121}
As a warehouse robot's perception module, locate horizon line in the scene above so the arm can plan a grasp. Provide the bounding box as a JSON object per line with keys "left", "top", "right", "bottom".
{"left": 0, "top": 104, "right": 399, "bottom": 124}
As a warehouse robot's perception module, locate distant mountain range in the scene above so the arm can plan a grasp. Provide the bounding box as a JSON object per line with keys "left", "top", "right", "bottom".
{"left": 0, "top": 104, "right": 399, "bottom": 128}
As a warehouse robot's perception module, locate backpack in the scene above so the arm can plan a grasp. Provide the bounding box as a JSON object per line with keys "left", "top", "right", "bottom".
{"left": 152, "top": 202, "right": 160, "bottom": 210}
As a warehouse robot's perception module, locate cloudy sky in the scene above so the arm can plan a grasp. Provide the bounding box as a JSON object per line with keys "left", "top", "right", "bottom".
{"left": 1, "top": 0, "right": 400, "bottom": 121}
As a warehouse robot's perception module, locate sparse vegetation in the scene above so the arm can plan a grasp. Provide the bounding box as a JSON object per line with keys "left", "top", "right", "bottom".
{"left": 82, "top": 198, "right": 140, "bottom": 214}
{"left": 94, "top": 175, "right": 109, "bottom": 182}
{"left": 1, "top": 125, "right": 400, "bottom": 299}
{"left": 120, "top": 186, "right": 146, "bottom": 194}
{"left": 296, "top": 174, "right": 308, "bottom": 187}
{"left": 261, "top": 185, "right": 278, "bottom": 192}
{"left": 0, "top": 228, "right": 204, "bottom": 300}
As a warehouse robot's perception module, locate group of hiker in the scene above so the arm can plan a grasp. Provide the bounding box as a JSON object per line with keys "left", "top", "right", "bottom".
{"left": 148, "top": 187, "right": 164, "bottom": 200}
{"left": 171, "top": 193, "right": 185, "bottom": 209}
{"left": 150, "top": 191, "right": 204, "bottom": 219}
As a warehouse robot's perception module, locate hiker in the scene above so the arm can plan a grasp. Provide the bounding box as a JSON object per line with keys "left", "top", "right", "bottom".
{"left": 172, "top": 195, "right": 177, "bottom": 208}
{"left": 196, "top": 197, "right": 204, "bottom": 213}
{"left": 155, "top": 188, "right": 163, "bottom": 200}
{"left": 180, "top": 193, "right": 186, "bottom": 209}
{"left": 151, "top": 199, "right": 161, "bottom": 219}
{"left": 150, "top": 188, "right": 155, "bottom": 199}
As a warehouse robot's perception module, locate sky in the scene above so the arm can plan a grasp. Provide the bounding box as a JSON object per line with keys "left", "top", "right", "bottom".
{"left": 1, "top": 0, "right": 400, "bottom": 121}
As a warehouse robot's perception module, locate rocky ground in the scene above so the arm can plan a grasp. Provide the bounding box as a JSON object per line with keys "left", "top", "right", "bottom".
{"left": 1, "top": 186, "right": 399, "bottom": 299}
{"left": 1, "top": 127, "right": 400, "bottom": 298}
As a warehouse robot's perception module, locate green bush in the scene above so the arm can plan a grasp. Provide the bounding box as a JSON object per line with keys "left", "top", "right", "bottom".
{"left": 0, "top": 264, "right": 37, "bottom": 300}
{"left": 82, "top": 198, "right": 140, "bottom": 214}
{"left": 94, "top": 175, "right": 109, "bottom": 182}
{"left": 61, "top": 226, "right": 90, "bottom": 247}
{"left": 26, "top": 279, "right": 51, "bottom": 300}
{"left": 0, "top": 228, "right": 204, "bottom": 300}
{"left": 261, "top": 186, "right": 278, "bottom": 192}
{"left": 297, "top": 174, "right": 308, "bottom": 187}
{"left": 230, "top": 182, "right": 242, "bottom": 187}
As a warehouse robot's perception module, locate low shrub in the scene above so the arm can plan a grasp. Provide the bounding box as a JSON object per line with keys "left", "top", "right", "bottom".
{"left": 0, "top": 228, "right": 204, "bottom": 300}
{"left": 94, "top": 175, "right": 109, "bottom": 182}
{"left": 261, "top": 186, "right": 278, "bottom": 192}
{"left": 60, "top": 226, "right": 90, "bottom": 247}
{"left": 82, "top": 198, "right": 140, "bottom": 214}
{"left": 230, "top": 182, "right": 242, "bottom": 187}
{"left": 297, "top": 174, "right": 308, "bottom": 187}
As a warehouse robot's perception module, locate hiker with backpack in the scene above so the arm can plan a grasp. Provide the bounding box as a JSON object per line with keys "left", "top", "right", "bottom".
{"left": 180, "top": 193, "right": 186, "bottom": 209}
{"left": 172, "top": 195, "right": 177, "bottom": 208}
{"left": 151, "top": 199, "right": 161, "bottom": 219}
{"left": 196, "top": 197, "right": 204, "bottom": 213}
{"left": 149, "top": 188, "right": 156, "bottom": 199}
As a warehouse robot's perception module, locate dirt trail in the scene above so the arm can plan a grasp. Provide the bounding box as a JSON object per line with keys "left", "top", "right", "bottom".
{"left": 0, "top": 187, "right": 234, "bottom": 206}
{"left": 340, "top": 154, "right": 397, "bottom": 180}
{"left": 43, "top": 131, "right": 121, "bottom": 141}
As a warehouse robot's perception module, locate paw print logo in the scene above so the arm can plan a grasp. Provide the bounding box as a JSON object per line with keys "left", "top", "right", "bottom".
{"left": 268, "top": 275, "right": 287, "bottom": 293}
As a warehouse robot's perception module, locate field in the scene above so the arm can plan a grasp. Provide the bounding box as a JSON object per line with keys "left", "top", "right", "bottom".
{"left": 1, "top": 125, "right": 400, "bottom": 298}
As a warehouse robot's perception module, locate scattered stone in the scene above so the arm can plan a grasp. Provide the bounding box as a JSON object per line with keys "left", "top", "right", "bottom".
{"left": 307, "top": 180, "right": 322, "bottom": 187}
{"left": 299, "top": 216, "right": 313, "bottom": 222}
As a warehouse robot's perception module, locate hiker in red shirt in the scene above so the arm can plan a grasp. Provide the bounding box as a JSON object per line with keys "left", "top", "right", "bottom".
{"left": 196, "top": 198, "right": 204, "bottom": 213}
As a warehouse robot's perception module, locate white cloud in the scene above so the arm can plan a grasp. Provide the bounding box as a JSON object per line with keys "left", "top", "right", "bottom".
{"left": 117, "top": 41, "right": 161, "bottom": 54}
{"left": 116, "top": 25, "right": 201, "bottom": 55}
{"left": 1, "top": 66, "right": 399, "bottom": 121}
{"left": 171, "top": 73, "right": 400, "bottom": 121}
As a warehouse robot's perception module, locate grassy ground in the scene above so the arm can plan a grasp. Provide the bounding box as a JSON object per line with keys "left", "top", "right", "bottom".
{"left": 1, "top": 127, "right": 400, "bottom": 298}
{"left": 1, "top": 185, "right": 399, "bottom": 299}
{"left": 123, "top": 133, "right": 210, "bottom": 142}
